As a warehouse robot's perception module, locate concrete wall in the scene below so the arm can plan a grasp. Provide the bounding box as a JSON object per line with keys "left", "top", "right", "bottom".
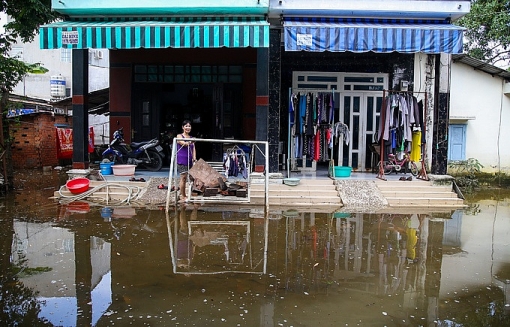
{"left": 450, "top": 62, "right": 510, "bottom": 174}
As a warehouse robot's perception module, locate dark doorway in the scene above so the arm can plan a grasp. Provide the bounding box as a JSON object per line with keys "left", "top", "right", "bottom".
{"left": 133, "top": 82, "right": 243, "bottom": 162}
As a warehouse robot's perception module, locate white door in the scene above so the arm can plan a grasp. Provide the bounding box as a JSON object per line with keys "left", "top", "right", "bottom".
{"left": 338, "top": 93, "right": 382, "bottom": 171}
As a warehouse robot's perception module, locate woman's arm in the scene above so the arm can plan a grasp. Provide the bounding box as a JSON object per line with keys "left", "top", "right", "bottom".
{"left": 177, "top": 134, "right": 191, "bottom": 146}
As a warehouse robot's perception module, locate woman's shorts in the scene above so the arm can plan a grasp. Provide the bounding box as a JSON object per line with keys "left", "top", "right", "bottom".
{"left": 177, "top": 164, "right": 189, "bottom": 174}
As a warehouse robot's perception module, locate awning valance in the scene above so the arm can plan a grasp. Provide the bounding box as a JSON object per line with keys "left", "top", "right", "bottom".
{"left": 40, "top": 17, "right": 269, "bottom": 49}
{"left": 283, "top": 17, "right": 464, "bottom": 54}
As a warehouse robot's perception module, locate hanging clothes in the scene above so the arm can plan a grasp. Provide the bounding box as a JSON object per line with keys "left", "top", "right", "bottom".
{"left": 289, "top": 90, "right": 336, "bottom": 165}
{"left": 333, "top": 122, "right": 350, "bottom": 146}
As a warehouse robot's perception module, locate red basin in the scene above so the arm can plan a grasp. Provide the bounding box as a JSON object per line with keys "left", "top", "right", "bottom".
{"left": 66, "top": 177, "right": 90, "bottom": 194}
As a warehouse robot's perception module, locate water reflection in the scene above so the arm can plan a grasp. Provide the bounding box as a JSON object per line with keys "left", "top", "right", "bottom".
{"left": 3, "top": 193, "right": 510, "bottom": 326}
{"left": 167, "top": 204, "right": 268, "bottom": 274}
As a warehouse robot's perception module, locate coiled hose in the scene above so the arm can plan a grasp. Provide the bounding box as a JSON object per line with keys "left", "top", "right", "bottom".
{"left": 58, "top": 182, "right": 144, "bottom": 205}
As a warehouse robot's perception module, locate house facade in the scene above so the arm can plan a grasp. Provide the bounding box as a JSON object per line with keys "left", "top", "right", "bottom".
{"left": 449, "top": 55, "right": 510, "bottom": 174}
{"left": 39, "top": 0, "right": 470, "bottom": 173}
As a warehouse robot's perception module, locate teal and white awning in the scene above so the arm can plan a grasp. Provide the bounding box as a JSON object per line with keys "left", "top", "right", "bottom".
{"left": 283, "top": 17, "right": 465, "bottom": 54}
{"left": 40, "top": 17, "right": 269, "bottom": 49}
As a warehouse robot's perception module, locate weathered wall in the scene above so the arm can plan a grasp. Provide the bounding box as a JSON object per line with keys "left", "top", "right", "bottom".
{"left": 10, "top": 114, "right": 71, "bottom": 168}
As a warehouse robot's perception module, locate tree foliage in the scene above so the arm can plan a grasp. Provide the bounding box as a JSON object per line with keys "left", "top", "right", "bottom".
{"left": 0, "top": 0, "right": 59, "bottom": 95}
{"left": 456, "top": 0, "right": 510, "bottom": 67}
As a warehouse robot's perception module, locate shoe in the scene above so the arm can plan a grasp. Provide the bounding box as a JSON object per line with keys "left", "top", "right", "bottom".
{"left": 158, "top": 184, "right": 168, "bottom": 189}
{"left": 399, "top": 176, "right": 406, "bottom": 181}
{"left": 406, "top": 176, "right": 412, "bottom": 181}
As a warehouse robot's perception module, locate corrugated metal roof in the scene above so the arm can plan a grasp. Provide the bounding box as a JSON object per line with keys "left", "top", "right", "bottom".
{"left": 452, "top": 54, "right": 510, "bottom": 81}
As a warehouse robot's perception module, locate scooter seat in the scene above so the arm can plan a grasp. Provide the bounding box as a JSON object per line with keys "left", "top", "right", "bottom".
{"left": 131, "top": 141, "right": 149, "bottom": 148}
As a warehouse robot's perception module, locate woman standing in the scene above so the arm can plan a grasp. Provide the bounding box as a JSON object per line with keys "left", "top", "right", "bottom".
{"left": 176, "top": 120, "right": 197, "bottom": 202}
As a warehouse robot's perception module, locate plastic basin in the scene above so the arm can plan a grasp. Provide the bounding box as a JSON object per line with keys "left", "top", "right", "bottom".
{"left": 66, "top": 177, "right": 90, "bottom": 194}
{"left": 112, "top": 164, "right": 136, "bottom": 176}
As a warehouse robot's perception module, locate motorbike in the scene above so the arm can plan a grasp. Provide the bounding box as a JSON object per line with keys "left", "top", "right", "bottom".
{"left": 102, "top": 127, "right": 164, "bottom": 171}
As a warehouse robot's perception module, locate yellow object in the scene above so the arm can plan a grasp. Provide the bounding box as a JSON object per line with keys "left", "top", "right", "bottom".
{"left": 410, "top": 131, "right": 421, "bottom": 162}
{"left": 406, "top": 228, "right": 418, "bottom": 260}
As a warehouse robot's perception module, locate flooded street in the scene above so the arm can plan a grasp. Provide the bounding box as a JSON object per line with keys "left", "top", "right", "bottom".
{"left": 2, "top": 170, "right": 510, "bottom": 326}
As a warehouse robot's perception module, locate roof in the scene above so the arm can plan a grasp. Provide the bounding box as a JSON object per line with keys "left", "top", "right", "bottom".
{"left": 452, "top": 54, "right": 510, "bottom": 81}
{"left": 52, "top": 88, "right": 110, "bottom": 115}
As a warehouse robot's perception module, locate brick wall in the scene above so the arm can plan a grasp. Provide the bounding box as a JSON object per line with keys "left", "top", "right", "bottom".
{"left": 9, "top": 114, "right": 71, "bottom": 169}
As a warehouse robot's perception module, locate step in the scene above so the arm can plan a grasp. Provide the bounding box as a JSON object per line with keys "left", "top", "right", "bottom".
{"left": 384, "top": 197, "right": 465, "bottom": 206}
{"left": 375, "top": 183, "right": 452, "bottom": 192}
{"left": 249, "top": 189, "right": 339, "bottom": 197}
{"left": 381, "top": 191, "right": 459, "bottom": 198}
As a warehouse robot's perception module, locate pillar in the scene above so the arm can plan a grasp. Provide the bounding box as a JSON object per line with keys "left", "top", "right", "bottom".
{"left": 71, "top": 49, "right": 89, "bottom": 169}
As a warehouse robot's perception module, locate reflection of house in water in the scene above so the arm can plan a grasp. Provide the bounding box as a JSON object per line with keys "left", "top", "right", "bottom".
{"left": 12, "top": 222, "right": 112, "bottom": 326}
{"left": 167, "top": 206, "right": 267, "bottom": 275}
{"left": 272, "top": 210, "right": 446, "bottom": 321}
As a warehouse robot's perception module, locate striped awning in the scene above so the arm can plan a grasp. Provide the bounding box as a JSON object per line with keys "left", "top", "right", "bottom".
{"left": 40, "top": 17, "right": 269, "bottom": 49}
{"left": 283, "top": 17, "right": 464, "bottom": 54}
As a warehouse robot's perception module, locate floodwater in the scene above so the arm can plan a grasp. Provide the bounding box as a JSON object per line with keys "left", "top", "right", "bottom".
{"left": 2, "top": 170, "right": 510, "bottom": 326}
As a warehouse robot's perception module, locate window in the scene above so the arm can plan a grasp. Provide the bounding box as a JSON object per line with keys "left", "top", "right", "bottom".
{"left": 133, "top": 64, "right": 243, "bottom": 83}
{"left": 61, "top": 48, "right": 71, "bottom": 63}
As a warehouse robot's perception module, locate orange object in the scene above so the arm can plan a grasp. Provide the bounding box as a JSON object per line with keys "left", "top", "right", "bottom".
{"left": 66, "top": 178, "right": 90, "bottom": 194}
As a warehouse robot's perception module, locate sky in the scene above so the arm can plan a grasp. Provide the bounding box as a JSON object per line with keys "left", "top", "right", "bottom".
{"left": 0, "top": 12, "right": 6, "bottom": 34}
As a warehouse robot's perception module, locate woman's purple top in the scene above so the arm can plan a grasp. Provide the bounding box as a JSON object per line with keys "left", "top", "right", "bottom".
{"left": 176, "top": 136, "right": 194, "bottom": 166}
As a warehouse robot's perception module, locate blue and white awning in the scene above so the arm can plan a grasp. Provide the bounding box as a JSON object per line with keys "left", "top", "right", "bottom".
{"left": 40, "top": 17, "right": 269, "bottom": 49}
{"left": 283, "top": 17, "right": 464, "bottom": 54}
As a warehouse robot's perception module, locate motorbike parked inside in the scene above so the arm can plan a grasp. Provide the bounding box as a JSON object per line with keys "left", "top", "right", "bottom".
{"left": 102, "top": 127, "right": 164, "bottom": 171}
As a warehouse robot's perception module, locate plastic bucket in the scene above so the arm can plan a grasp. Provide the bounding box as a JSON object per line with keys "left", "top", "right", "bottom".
{"left": 100, "top": 162, "right": 114, "bottom": 175}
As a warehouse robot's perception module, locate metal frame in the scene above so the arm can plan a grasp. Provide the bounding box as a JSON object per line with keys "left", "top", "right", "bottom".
{"left": 165, "top": 137, "right": 269, "bottom": 212}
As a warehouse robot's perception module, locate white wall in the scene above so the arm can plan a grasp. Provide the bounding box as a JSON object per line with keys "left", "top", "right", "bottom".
{"left": 10, "top": 30, "right": 109, "bottom": 100}
{"left": 450, "top": 62, "right": 510, "bottom": 173}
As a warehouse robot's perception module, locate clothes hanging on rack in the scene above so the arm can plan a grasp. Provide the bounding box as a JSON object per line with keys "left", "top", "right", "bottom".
{"left": 223, "top": 146, "right": 249, "bottom": 178}
{"left": 333, "top": 122, "right": 350, "bottom": 146}
{"left": 379, "top": 92, "right": 424, "bottom": 154}
{"left": 289, "top": 91, "right": 336, "bottom": 163}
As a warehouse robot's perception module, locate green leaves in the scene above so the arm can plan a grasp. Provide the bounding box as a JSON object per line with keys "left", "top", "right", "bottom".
{"left": 457, "top": 0, "right": 510, "bottom": 66}
{"left": 0, "top": 0, "right": 57, "bottom": 94}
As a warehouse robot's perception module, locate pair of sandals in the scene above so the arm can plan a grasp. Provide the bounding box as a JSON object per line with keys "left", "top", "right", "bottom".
{"left": 399, "top": 176, "right": 413, "bottom": 181}
{"left": 129, "top": 177, "right": 146, "bottom": 182}
{"left": 158, "top": 184, "right": 179, "bottom": 191}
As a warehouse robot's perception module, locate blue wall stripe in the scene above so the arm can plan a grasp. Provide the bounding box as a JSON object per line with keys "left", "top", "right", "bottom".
{"left": 184, "top": 26, "right": 190, "bottom": 48}
{"left": 214, "top": 25, "right": 219, "bottom": 47}
{"left": 204, "top": 26, "right": 209, "bottom": 48}
{"left": 115, "top": 27, "right": 121, "bottom": 49}
{"left": 155, "top": 26, "right": 160, "bottom": 48}
{"left": 125, "top": 27, "right": 131, "bottom": 49}
{"left": 253, "top": 25, "right": 259, "bottom": 48}
{"left": 77, "top": 27, "right": 83, "bottom": 49}
{"left": 234, "top": 25, "right": 239, "bottom": 47}
{"left": 106, "top": 27, "right": 112, "bottom": 48}
{"left": 194, "top": 25, "right": 200, "bottom": 48}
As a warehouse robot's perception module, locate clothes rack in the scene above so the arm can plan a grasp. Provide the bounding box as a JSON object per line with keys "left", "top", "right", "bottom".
{"left": 287, "top": 88, "right": 336, "bottom": 176}
{"left": 223, "top": 145, "right": 249, "bottom": 178}
{"left": 376, "top": 90, "right": 428, "bottom": 181}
